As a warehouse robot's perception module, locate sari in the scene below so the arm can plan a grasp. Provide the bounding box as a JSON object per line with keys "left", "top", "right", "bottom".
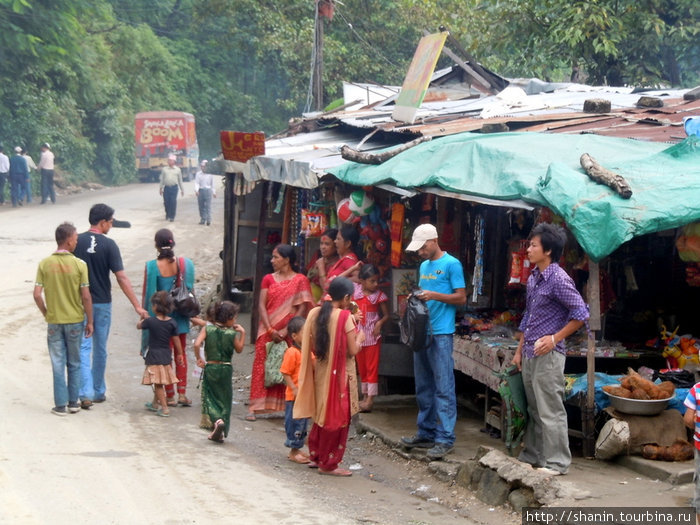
{"left": 294, "top": 307, "right": 359, "bottom": 471}
{"left": 201, "top": 325, "right": 238, "bottom": 436}
{"left": 249, "top": 272, "right": 313, "bottom": 413}
{"left": 325, "top": 253, "right": 359, "bottom": 289}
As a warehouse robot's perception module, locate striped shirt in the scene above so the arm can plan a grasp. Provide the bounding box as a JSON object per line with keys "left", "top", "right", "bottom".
{"left": 518, "top": 262, "right": 588, "bottom": 359}
{"left": 684, "top": 384, "right": 700, "bottom": 450}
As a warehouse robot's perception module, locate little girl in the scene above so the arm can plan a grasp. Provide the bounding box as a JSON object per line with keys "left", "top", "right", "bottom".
{"left": 353, "top": 264, "right": 389, "bottom": 412}
{"left": 194, "top": 301, "right": 245, "bottom": 443}
{"left": 137, "top": 291, "right": 183, "bottom": 417}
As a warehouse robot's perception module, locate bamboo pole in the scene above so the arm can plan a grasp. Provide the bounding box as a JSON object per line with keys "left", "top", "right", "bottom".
{"left": 584, "top": 260, "right": 602, "bottom": 458}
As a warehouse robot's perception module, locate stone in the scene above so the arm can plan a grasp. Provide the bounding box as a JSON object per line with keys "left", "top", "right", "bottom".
{"left": 636, "top": 96, "right": 664, "bottom": 108}
{"left": 476, "top": 468, "right": 510, "bottom": 506}
{"left": 508, "top": 488, "right": 537, "bottom": 512}
{"left": 455, "top": 461, "right": 485, "bottom": 490}
{"left": 583, "top": 98, "right": 611, "bottom": 113}
{"left": 428, "top": 461, "right": 460, "bottom": 482}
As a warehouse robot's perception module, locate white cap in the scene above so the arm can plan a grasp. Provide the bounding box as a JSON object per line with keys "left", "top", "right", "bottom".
{"left": 406, "top": 224, "right": 438, "bottom": 251}
{"left": 14, "top": 146, "right": 22, "bottom": 153}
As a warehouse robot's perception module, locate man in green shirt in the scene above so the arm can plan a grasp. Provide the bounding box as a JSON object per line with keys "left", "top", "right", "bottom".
{"left": 159, "top": 154, "right": 184, "bottom": 222}
{"left": 34, "top": 222, "right": 94, "bottom": 416}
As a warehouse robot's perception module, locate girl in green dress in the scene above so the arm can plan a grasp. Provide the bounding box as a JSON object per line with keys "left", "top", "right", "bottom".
{"left": 193, "top": 301, "right": 245, "bottom": 443}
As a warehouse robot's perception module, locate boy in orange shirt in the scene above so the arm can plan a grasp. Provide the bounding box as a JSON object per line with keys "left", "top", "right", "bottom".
{"left": 280, "top": 316, "right": 311, "bottom": 464}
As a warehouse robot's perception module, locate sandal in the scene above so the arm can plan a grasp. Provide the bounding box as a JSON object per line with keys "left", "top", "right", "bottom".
{"left": 288, "top": 452, "right": 311, "bottom": 464}
{"left": 166, "top": 398, "right": 178, "bottom": 407}
{"left": 178, "top": 396, "right": 192, "bottom": 407}
{"left": 245, "top": 413, "right": 256, "bottom": 422}
{"left": 208, "top": 419, "right": 225, "bottom": 443}
{"left": 318, "top": 468, "right": 352, "bottom": 477}
{"left": 144, "top": 402, "right": 158, "bottom": 412}
{"left": 156, "top": 409, "right": 170, "bottom": 417}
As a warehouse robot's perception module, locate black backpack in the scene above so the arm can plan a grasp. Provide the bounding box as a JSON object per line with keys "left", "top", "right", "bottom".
{"left": 399, "top": 293, "right": 432, "bottom": 352}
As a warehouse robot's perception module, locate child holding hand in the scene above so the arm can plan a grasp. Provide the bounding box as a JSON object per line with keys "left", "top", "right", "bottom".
{"left": 137, "top": 291, "right": 182, "bottom": 417}
{"left": 280, "top": 316, "right": 311, "bottom": 463}
{"left": 194, "top": 301, "right": 245, "bottom": 443}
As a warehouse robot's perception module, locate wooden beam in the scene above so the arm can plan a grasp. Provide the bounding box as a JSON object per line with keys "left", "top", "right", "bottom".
{"left": 580, "top": 153, "right": 633, "bottom": 199}
{"left": 583, "top": 260, "right": 601, "bottom": 458}
{"left": 340, "top": 136, "right": 431, "bottom": 165}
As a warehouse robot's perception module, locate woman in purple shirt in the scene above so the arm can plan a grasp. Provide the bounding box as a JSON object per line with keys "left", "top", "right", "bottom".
{"left": 512, "top": 223, "right": 588, "bottom": 476}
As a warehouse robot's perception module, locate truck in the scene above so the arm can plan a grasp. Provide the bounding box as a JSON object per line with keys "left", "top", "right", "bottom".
{"left": 134, "top": 111, "right": 199, "bottom": 182}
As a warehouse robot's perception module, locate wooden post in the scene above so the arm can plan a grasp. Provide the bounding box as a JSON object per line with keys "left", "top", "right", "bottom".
{"left": 313, "top": 2, "right": 324, "bottom": 111}
{"left": 222, "top": 173, "right": 237, "bottom": 302}
{"left": 251, "top": 181, "right": 270, "bottom": 341}
{"left": 584, "top": 260, "right": 601, "bottom": 458}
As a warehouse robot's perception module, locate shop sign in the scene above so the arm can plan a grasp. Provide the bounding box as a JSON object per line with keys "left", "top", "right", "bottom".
{"left": 220, "top": 131, "right": 266, "bottom": 162}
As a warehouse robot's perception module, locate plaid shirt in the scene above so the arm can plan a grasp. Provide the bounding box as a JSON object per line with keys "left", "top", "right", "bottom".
{"left": 518, "top": 263, "right": 588, "bottom": 359}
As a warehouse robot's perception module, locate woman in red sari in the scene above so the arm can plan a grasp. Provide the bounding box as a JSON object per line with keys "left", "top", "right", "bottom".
{"left": 325, "top": 225, "right": 362, "bottom": 289}
{"left": 247, "top": 244, "right": 313, "bottom": 421}
{"left": 294, "top": 277, "right": 364, "bottom": 476}
{"left": 306, "top": 228, "right": 338, "bottom": 303}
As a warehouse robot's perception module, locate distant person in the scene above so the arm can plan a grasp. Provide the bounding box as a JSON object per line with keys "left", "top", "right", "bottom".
{"left": 33, "top": 222, "right": 94, "bottom": 416}
{"left": 37, "top": 142, "right": 55, "bottom": 204}
{"left": 512, "top": 223, "right": 588, "bottom": 476}
{"left": 159, "top": 154, "right": 184, "bottom": 222}
{"left": 138, "top": 291, "right": 183, "bottom": 418}
{"left": 194, "top": 159, "right": 216, "bottom": 225}
{"left": 353, "top": 264, "right": 389, "bottom": 412}
{"left": 306, "top": 228, "right": 339, "bottom": 303}
{"left": 9, "top": 146, "right": 28, "bottom": 208}
{"left": 325, "top": 225, "right": 362, "bottom": 288}
{"left": 194, "top": 301, "right": 245, "bottom": 443}
{"left": 401, "top": 224, "right": 466, "bottom": 460}
{"left": 21, "top": 148, "right": 37, "bottom": 204}
{"left": 142, "top": 228, "right": 195, "bottom": 407}
{"left": 280, "top": 316, "right": 311, "bottom": 463}
{"left": 294, "top": 277, "right": 363, "bottom": 476}
{"left": 74, "top": 204, "right": 148, "bottom": 408}
{"left": 0, "top": 146, "right": 9, "bottom": 205}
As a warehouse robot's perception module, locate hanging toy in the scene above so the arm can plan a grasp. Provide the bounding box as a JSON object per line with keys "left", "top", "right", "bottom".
{"left": 337, "top": 198, "right": 360, "bottom": 224}
{"left": 348, "top": 190, "right": 375, "bottom": 217}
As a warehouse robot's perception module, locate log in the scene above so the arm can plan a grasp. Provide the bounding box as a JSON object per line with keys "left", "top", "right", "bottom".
{"left": 580, "top": 153, "right": 633, "bottom": 199}
{"left": 340, "top": 135, "right": 431, "bottom": 165}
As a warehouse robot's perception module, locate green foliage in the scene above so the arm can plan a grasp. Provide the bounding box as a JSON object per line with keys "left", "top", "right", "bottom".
{"left": 0, "top": 0, "right": 697, "bottom": 187}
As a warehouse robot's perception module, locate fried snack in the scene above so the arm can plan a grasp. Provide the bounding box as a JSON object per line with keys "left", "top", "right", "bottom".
{"left": 642, "top": 440, "right": 694, "bottom": 462}
{"left": 603, "top": 385, "right": 632, "bottom": 398}
{"left": 619, "top": 376, "right": 633, "bottom": 390}
{"left": 628, "top": 374, "right": 658, "bottom": 397}
{"left": 657, "top": 381, "right": 675, "bottom": 399}
{"left": 629, "top": 388, "right": 651, "bottom": 400}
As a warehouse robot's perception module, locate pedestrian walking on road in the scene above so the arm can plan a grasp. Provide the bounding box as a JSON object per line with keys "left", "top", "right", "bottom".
{"left": 400, "top": 224, "right": 466, "bottom": 460}
{"left": 9, "top": 146, "right": 28, "bottom": 207}
{"left": 294, "top": 277, "right": 364, "bottom": 476}
{"left": 159, "top": 154, "right": 184, "bottom": 222}
{"left": 37, "top": 142, "right": 56, "bottom": 204}
{"left": 138, "top": 291, "right": 182, "bottom": 418}
{"left": 194, "top": 159, "right": 216, "bottom": 225}
{"left": 0, "top": 146, "right": 9, "bottom": 205}
{"left": 193, "top": 301, "right": 245, "bottom": 443}
{"left": 33, "top": 222, "right": 94, "bottom": 416}
{"left": 512, "top": 223, "right": 588, "bottom": 476}
{"left": 74, "top": 203, "right": 148, "bottom": 408}
{"left": 21, "top": 148, "right": 37, "bottom": 203}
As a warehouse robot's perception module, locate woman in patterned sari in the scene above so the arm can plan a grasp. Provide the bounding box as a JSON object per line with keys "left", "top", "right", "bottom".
{"left": 325, "top": 225, "right": 362, "bottom": 288}
{"left": 247, "top": 244, "right": 313, "bottom": 421}
{"left": 294, "top": 277, "right": 364, "bottom": 476}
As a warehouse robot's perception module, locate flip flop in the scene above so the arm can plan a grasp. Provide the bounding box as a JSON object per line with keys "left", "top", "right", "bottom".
{"left": 208, "top": 419, "right": 225, "bottom": 443}
{"left": 318, "top": 468, "right": 352, "bottom": 477}
{"left": 288, "top": 453, "right": 311, "bottom": 464}
{"left": 166, "top": 398, "right": 178, "bottom": 407}
{"left": 307, "top": 461, "right": 318, "bottom": 469}
{"left": 178, "top": 396, "right": 192, "bottom": 407}
{"left": 144, "top": 402, "right": 158, "bottom": 412}
{"left": 156, "top": 409, "right": 170, "bottom": 417}
{"left": 244, "top": 413, "right": 256, "bottom": 421}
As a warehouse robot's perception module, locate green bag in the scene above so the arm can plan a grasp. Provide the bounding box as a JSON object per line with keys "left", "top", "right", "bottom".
{"left": 495, "top": 365, "right": 528, "bottom": 456}
{"left": 264, "top": 341, "right": 288, "bottom": 387}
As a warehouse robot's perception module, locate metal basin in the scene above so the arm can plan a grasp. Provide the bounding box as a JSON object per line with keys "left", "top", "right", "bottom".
{"left": 604, "top": 391, "right": 671, "bottom": 416}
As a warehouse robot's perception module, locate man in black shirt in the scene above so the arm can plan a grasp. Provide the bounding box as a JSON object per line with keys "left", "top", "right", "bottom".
{"left": 74, "top": 204, "right": 148, "bottom": 407}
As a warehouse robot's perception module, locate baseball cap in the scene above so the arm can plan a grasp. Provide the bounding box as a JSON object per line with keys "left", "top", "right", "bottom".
{"left": 14, "top": 146, "right": 22, "bottom": 153}
{"left": 405, "top": 224, "right": 438, "bottom": 251}
{"left": 41, "top": 143, "right": 50, "bottom": 149}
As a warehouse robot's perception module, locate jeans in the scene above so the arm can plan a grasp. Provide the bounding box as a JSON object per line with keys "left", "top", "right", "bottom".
{"left": 197, "top": 188, "right": 212, "bottom": 223}
{"left": 47, "top": 322, "right": 83, "bottom": 407}
{"left": 284, "top": 400, "right": 309, "bottom": 449}
{"left": 0, "top": 172, "right": 7, "bottom": 203}
{"left": 41, "top": 169, "right": 55, "bottom": 203}
{"left": 163, "top": 185, "right": 179, "bottom": 220}
{"left": 10, "top": 175, "right": 23, "bottom": 206}
{"left": 79, "top": 302, "right": 112, "bottom": 400}
{"left": 413, "top": 334, "right": 457, "bottom": 446}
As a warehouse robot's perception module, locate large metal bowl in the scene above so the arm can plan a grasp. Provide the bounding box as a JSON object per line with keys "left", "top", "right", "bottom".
{"left": 604, "top": 391, "right": 672, "bottom": 416}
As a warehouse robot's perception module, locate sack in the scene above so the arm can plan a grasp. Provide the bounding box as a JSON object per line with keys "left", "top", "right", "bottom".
{"left": 495, "top": 365, "right": 528, "bottom": 456}
{"left": 171, "top": 257, "right": 200, "bottom": 317}
{"left": 264, "top": 341, "right": 287, "bottom": 387}
{"left": 399, "top": 293, "right": 432, "bottom": 352}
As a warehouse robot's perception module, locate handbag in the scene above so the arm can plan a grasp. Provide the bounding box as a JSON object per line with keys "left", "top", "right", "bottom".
{"left": 264, "top": 340, "right": 287, "bottom": 387}
{"left": 399, "top": 292, "right": 432, "bottom": 352}
{"left": 170, "top": 257, "right": 200, "bottom": 317}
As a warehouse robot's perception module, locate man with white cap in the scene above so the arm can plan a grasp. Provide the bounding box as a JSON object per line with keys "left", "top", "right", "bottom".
{"left": 37, "top": 142, "right": 55, "bottom": 204}
{"left": 9, "top": 146, "right": 28, "bottom": 207}
{"left": 400, "top": 223, "right": 466, "bottom": 459}
{"left": 193, "top": 159, "right": 216, "bottom": 225}
{"left": 159, "top": 154, "right": 184, "bottom": 222}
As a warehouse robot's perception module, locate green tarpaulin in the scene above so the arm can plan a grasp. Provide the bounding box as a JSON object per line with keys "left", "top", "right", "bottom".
{"left": 328, "top": 132, "right": 700, "bottom": 261}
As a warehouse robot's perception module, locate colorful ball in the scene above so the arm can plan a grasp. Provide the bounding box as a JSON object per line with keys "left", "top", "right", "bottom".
{"left": 348, "top": 190, "right": 375, "bottom": 217}
{"left": 337, "top": 198, "right": 358, "bottom": 224}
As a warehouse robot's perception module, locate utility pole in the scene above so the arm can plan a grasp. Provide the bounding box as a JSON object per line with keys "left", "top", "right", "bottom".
{"left": 313, "top": 1, "right": 335, "bottom": 111}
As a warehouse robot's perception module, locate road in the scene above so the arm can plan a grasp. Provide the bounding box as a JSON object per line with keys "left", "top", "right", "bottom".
{"left": 0, "top": 183, "right": 514, "bottom": 525}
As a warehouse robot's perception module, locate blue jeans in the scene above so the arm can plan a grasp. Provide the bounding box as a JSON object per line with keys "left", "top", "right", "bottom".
{"left": 80, "top": 303, "right": 112, "bottom": 400}
{"left": 47, "top": 322, "right": 83, "bottom": 407}
{"left": 163, "top": 185, "right": 178, "bottom": 220}
{"left": 413, "top": 334, "right": 457, "bottom": 446}
{"left": 197, "top": 188, "right": 212, "bottom": 222}
{"left": 284, "top": 400, "right": 309, "bottom": 449}
{"left": 41, "top": 169, "right": 55, "bottom": 203}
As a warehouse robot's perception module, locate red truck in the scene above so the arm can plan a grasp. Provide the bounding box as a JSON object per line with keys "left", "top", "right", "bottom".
{"left": 134, "top": 111, "right": 199, "bottom": 182}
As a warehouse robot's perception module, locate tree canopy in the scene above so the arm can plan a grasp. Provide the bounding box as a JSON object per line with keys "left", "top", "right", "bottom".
{"left": 0, "top": 0, "right": 697, "bottom": 185}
